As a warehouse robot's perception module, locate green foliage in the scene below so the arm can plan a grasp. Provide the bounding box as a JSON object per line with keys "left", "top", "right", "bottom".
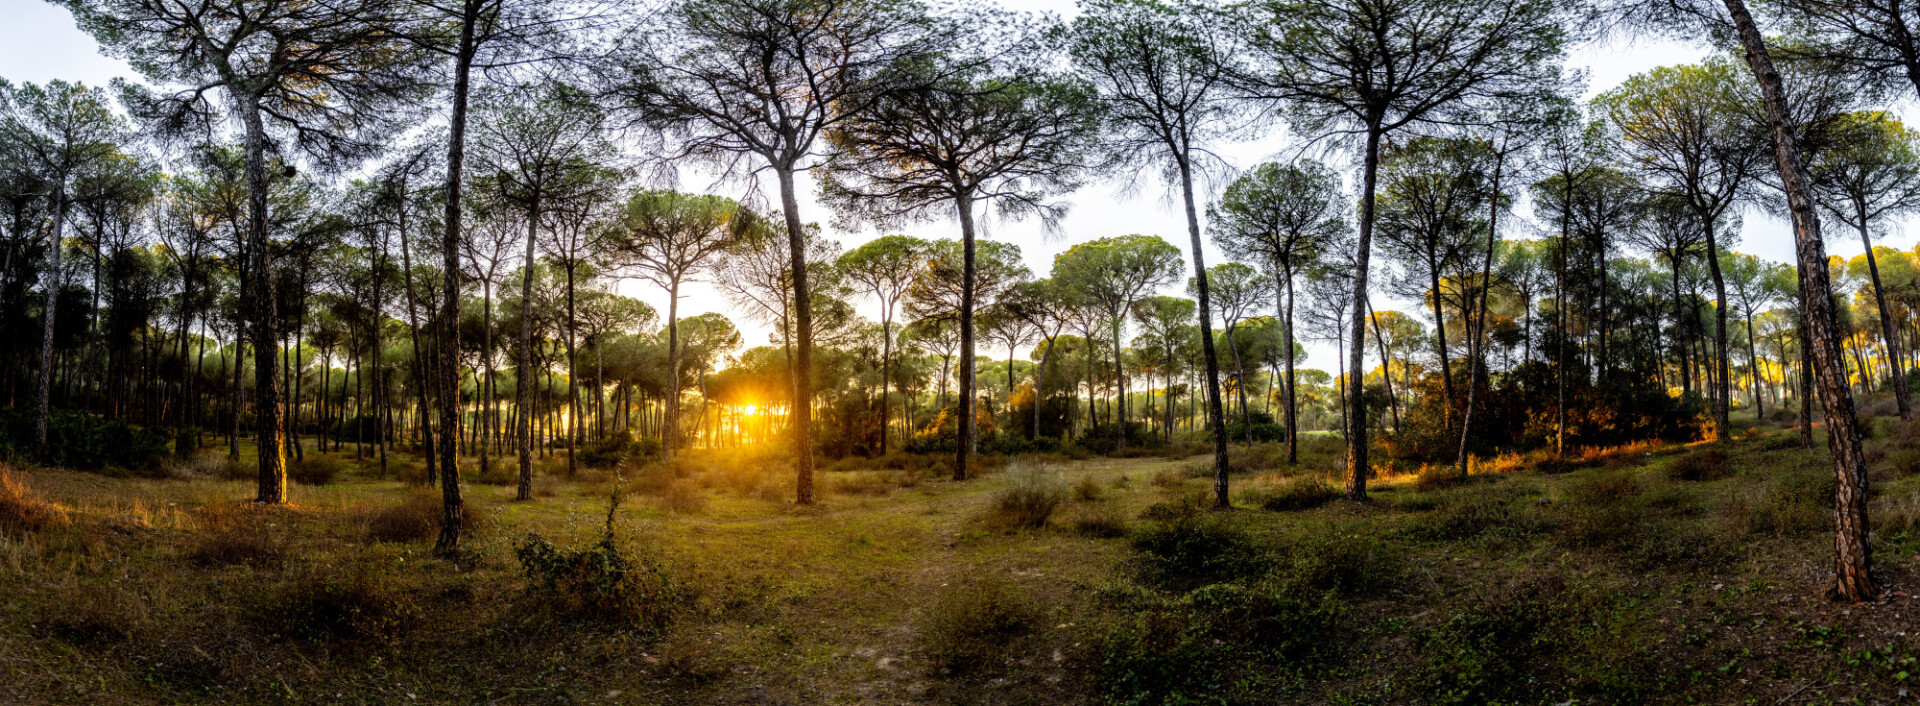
{"left": 1667, "top": 447, "right": 1729, "bottom": 481}
{"left": 918, "top": 576, "right": 1037, "bottom": 674}
{"left": 513, "top": 531, "right": 679, "bottom": 630}
{"left": 1130, "top": 510, "right": 1265, "bottom": 590}
{"left": 578, "top": 435, "right": 643, "bottom": 468}
{"left": 0, "top": 407, "right": 171, "bottom": 472}
{"left": 1257, "top": 476, "right": 1340, "bottom": 512}
{"left": 987, "top": 465, "right": 1067, "bottom": 530}
{"left": 260, "top": 569, "right": 420, "bottom": 645}
{"left": 1094, "top": 580, "right": 1346, "bottom": 705}
{"left": 1412, "top": 576, "right": 1653, "bottom": 705}
{"left": 288, "top": 457, "right": 344, "bottom": 486}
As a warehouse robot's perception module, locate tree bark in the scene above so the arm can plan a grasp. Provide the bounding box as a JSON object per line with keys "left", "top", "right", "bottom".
{"left": 775, "top": 167, "right": 816, "bottom": 504}
{"left": 1854, "top": 211, "right": 1911, "bottom": 420}
{"left": 34, "top": 184, "right": 67, "bottom": 450}
{"left": 955, "top": 191, "right": 978, "bottom": 480}
{"left": 240, "top": 97, "right": 286, "bottom": 504}
{"left": 1177, "top": 155, "right": 1231, "bottom": 510}
{"left": 435, "top": 8, "right": 477, "bottom": 554}
{"left": 1347, "top": 126, "right": 1383, "bottom": 501}
{"left": 1724, "top": 0, "right": 1876, "bottom": 602}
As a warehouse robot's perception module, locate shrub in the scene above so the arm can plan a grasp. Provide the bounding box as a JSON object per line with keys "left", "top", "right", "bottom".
{"left": 1131, "top": 511, "right": 1265, "bottom": 589}
{"left": 473, "top": 458, "right": 517, "bottom": 486}
{"left": 366, "top": 490, "right": 483, "bottom": 543}
{"left": 0, "top": 408, "right": 171, "bottom": 472}
{"left": 1150, "top": 468, "right": 1186, "bottom": 490}
{"left": 987, "top": 465, "right": 1065, "bottom": 531}
{"left": 513, "top": 532, "right": 679, "bottom": 629}
{"left": 659, "top": 479, "right": 708, "bottom": 514}
{"left": 1071, "top": 474, "right": 1103, "bottom": 502}
{"left": 288, "top": 457, "right": 344, "bottom": 486}
{"left": 1071, "top": 503, "right": 1130, "bottom": 538}
{"left": 1282, "top": 531, "right": 1401, "bottom": 597}
{"left": 1260, "top": 476, "right": 1340, "bottom": 512}
{"left": 1402, "top": 487, "right": 1538, "bottom": 543}
{"left": 261, "top": 568, "right": 420, "bottom": 644}
{"left": 1889, "top": 448, "right": 1920, "bottom": 477}
{"left": 1413, "top": 464, "right": 1473, "bottom": 491}
{"left": 919, "top": 575, "right": 1036, "bottom": 673}
{"left": 578, "top": 435, "right": 640, "bottom": 468}
{"left": 190, "top": 502, "right": 290, "bottom": 567}
{"left": 1094, "top": 581, "right": 1344, "bottom": 704}
{"left": 0, "top": 466, "right": 61, "bottom": 536}
{"left": 1667, "top": 447, "right": 1729, "bottom": 481}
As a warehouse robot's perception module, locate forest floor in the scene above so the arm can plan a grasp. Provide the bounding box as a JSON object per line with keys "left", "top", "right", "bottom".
{"left": 3, "top": 418, "right": 1920, "bottom": 705}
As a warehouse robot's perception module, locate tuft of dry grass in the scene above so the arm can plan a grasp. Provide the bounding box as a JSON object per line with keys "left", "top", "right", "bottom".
{"left": 1667, "top": 447, "right": 1729, "bottom": 482}
{"left": 987, "top": 464, "right": 1066, "bottom": 531}
{"left": 919, "top": 575, "right": 1036, "bottom": 673}
{"left": 1070, "top": 503, "right": 1129, "bottom": 537}
{"left": 0, "top": 465, "right": 63, "bottom": 537}
{"left": 660, "top": 479, "right": 709, "bottom": 514}
{"left": 190, "top": 502, "right": 289, "bottom": 567}
{"left": 1259, "top": 475, "right": 1340, "bottom": 512}
{"left": 1071, "top": 474, "right": 1103, "bottom": 502}
{"left": 364, "top": 490, "right": 483, "bottom": 543}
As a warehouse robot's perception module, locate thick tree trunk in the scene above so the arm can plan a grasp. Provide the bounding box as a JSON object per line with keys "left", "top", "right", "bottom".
{"left": 240, "top": 98, "right": 286, "bottom": 504}
{"left": 775, "top": 167, "right": 817, "bottom": 504}
{"left": 435, "top": 16, "right": 476, "bottom": 555}
{"left": 1347, "top": 126, "right": 1383, "bottom": 501}
{"left": 955, "top": 192, "right": 978, "bottom": 480}
{"left": 1725, "top": 0, "right": 1875, "bottom": 602}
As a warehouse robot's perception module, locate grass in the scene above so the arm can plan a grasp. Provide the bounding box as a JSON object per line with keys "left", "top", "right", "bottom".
{"left": 0, "top": 430, "right": 1916, "bottom": 705}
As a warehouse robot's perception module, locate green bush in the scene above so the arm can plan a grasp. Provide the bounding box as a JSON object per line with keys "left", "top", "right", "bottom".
{"left": 1282, "top": 531, "right": 1401, "bottom": 597}
{"left": 578, "top": 435, "right": 643, "bottom": 468}
{"left": 260, "top": 569, "right": 421, "bottom": 644}
{"left": 987, "top": 465, "right": 1066, "bottom": 531}
{"left": 288, "top": 457, "right": 344, "bottom": 486}
{"left": 919, "top": 576, "right": 1036, "bottom": 673}
{"left": 1094, "top": 581, "right": 1344, "bottom": 704}
{"left": 1667, "top": 447, "right": 1729, "bottom": 481}
{"left": 1131, "top": 510, "right": 1265, "bottom": 589}
{"left": 0, "top": 407, "right": 171, "bottom": 472}
{"left": 514, "top": 531, "right": 678, "bottom": 630}
{"left": 1259, "top": 476, "right": 1340, "bottom": 512}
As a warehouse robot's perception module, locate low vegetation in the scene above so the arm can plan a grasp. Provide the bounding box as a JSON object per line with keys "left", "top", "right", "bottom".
{"left": 0, "top": 414, "right": 1914, "bottom": 705}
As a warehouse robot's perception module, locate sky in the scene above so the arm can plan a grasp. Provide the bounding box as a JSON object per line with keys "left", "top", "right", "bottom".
{"left": 3, "top": 0, "right": 1907, "bottom": 376}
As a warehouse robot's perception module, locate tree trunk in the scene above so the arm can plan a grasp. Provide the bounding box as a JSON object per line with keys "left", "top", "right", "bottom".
{"left": 1177, "top": 155, "right": 1232, "bottom": 510}
{"left": 1703, "top": 219, "right": 1732, "bottom": 439}
{"left": 34, "top": 185, "right": 67, "bottom": 449}
{"left": 1282, "top": 262, "right": 1298, "bottom": 464}
{"left": 240, "top": 97, "right": 286, "bottom": 504}
{"left": 435, "top": 13, "right": 476, "bottom": 554}
{"left": 1725, "top": 0, "right": 1875, "bottom": 602}
{"left": 1347, "top": 126, "right": 1383, "bottom": 501}
{"left": 775, "top": 167, "right": 817, "bottom": 504}
{"left": 954, "top": 192, "right": 979, "bottom": 479}
{"left": 1855, "top": 214, "right": 1911, "bottom": 420}
{"left": 1457, "top": 139, "right": 1506, "bottom": 475}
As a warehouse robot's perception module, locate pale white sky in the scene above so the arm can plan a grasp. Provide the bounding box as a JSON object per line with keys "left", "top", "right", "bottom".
{"left": 3, "top": 0, "right": 1905, "bottom": 374}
